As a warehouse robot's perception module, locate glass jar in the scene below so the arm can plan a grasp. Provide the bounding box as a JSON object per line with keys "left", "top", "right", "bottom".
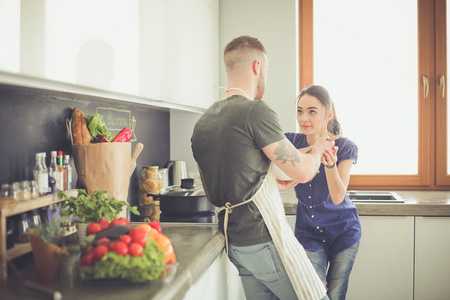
{"left": 19, "top": 180, "right": 31, "bottom": 201}
{"left": 139, "top": 166, "right": 163, "bottom": 195}
{"left": 11, "top": 182, "right": 20, "bottom": 201}
{"left": 30, "top": 181, "right": 39, "bottom": 199}
{"left": 0, "top": 183, "right": 10, "bottom": 199}
{"left": 15, "top": 213, "right": 29, "bottom": 243}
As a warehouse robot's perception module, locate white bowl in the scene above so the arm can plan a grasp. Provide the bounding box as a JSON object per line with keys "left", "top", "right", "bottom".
{"left": 273, "top": 164, "right": 292, "bottom": 181}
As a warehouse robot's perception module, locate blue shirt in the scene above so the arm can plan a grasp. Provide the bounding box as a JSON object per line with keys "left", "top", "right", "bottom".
{"left": 285, "top": 133, "right": 362, "bottom": 256}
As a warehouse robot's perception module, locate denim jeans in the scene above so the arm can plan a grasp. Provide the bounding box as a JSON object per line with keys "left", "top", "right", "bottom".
{"left": 228, "top": 241, "right": 329, "bottom": 300}
{"left": 305, "top": 241, "right": 360, "bottom": 300}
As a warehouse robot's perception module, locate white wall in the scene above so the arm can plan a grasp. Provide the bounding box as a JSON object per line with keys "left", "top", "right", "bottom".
{"left": 219, "top": 0, "right": 299, "bottom": 132}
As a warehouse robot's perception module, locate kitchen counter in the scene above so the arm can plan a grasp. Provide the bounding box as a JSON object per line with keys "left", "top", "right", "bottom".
{"left": 0, "top": 223, "right": 225, "bottom": 300}
{"left": 282, "top": 190, "right": 450, "bottom": 216}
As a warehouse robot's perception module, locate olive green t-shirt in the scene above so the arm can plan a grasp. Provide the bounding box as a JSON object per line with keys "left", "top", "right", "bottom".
{"left": 191, "top": 95, "right": 285, "bottom": 246}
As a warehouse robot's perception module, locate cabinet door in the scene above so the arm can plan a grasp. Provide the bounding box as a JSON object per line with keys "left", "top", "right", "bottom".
{"left": 346, "top": 216, "right": 414, "bottom": 300}
{"left": 414, "top": 217, "right": 450, "bottom": 300}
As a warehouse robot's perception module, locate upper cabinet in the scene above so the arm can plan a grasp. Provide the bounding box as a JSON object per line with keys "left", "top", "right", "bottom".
{"left": 0, "top": 0, "right": 219, "bottom": 110}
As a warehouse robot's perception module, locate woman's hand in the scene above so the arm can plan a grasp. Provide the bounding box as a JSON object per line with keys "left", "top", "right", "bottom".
{"left": 321, "top": 146, "right": 339, "bottom": 168}
{"left": 277, "top": 180, "right": 299, "bottom": 191}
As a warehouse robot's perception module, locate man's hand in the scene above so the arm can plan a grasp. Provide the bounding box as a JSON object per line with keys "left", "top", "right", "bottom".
{"left": 277, "top": 180, "right": 299, "bottom": 191}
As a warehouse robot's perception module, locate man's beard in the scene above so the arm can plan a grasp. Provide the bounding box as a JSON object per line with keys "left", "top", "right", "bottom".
{"left": 255, "top": 73, "right": 266, "bottom": 100}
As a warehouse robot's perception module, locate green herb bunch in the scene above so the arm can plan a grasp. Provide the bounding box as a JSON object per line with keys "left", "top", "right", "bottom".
{"left": 38, "top": 203, "right": 77, "bottom": 246}
{"left": 58, "top": 189, "right": 139, "bottom": 223}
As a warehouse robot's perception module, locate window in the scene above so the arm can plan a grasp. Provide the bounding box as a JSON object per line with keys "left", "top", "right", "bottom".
{"left": 299, "top": 0, "right": 449, "bottom": 189}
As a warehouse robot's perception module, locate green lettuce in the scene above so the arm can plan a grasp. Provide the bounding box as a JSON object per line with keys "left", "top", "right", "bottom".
{"left": 85, "top": 113, "right": 116, "bottom": 142}
{"left": 79, "top": 239, "right": 166, "bottom": 282}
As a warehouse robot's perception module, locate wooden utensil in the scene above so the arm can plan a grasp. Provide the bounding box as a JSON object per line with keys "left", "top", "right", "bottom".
{"left": 130, "top": 143, "right": 144, "bottom": 177}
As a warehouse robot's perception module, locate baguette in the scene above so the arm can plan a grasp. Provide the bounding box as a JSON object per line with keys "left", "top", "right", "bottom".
{"left": 71, "top": 108, "right": 91, "bottom": 145}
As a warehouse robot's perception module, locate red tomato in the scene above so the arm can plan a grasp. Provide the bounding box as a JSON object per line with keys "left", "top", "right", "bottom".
{"left": 93, "top": 245, "right": 109, "bottom": 261}
{"left": 86, "top": 223, "right": 102, "bottom": 235}
{"left": 108, "top": 242, "right": 118, "bottom": 252}
{"left": 120, "top": 234, "right": 132, "bottom": 245}
{"left": 129, "top": 228, "right": 148, "bottom": 247}
{"left": 110, "top": 219, "right": 126, "bottom": 226}
{"left": 80, "top": 253, "right": 95, "bottom": 266}
{"left": 128, "top": 243, "right": 143, "bottom": 257}
{"left": 98, "top": 237, "right": 110, "bottom": 245}
{"left": 98, "top": 219, "right": 110, "bottom": 230}
{"left": 119, "top": 217, "right": 131, "bottom": 226}
{"left": 87, "top": 245, "right": 94, "bottom": 253}
{"left": 114, "top": 241, "right": 129, "bottom": 257}
{"left": 149, "top": 221, "right": 162, "bottom": 234}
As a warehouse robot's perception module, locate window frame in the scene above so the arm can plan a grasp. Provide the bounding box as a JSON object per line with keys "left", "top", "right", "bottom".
{"left": 298, "top": 0, "right": 449, "bottom": 190}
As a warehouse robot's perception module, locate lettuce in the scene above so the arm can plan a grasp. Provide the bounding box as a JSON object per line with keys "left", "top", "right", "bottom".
{"left": 79, "top": 239, "right": 166, "bottom": 282}
{"left": 85, "top": 113, "right": 116, "bottom": 143}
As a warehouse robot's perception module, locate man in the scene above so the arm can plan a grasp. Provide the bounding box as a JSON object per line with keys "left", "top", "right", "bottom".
{"left": 191, "top": 36, "right": 334, "bottom": 300}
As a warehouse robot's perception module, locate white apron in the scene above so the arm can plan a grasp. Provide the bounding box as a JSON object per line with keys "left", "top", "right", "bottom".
{"left": 219, "top": 163, "right": 327, "bottom": 300}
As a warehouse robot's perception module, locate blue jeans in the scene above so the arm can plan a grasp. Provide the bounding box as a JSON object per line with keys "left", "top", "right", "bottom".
{"left": 228, "top": 241, "right": 329, "bottom": 300}
{"left": 305, "top": 241, "right": 360, "bottom": 300}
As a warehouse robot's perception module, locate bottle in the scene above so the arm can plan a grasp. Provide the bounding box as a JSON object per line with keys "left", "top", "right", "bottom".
{"left": 15, "top": 213, "right": 29, "bottom": 243}
{"left": 49, "top": 151, "right": 58, "bottom": 193}
{"left": 40, "top": 152, "right": 49, "bottom": 194}
{"left": 33, "top": 153, "right": 45, "bottom": 196}
{"left": 29, "top": 209, "right": 41, "bottom": 228}
{"left": 57, "top": 151, "right": 65, "bottom": 191}
{"left": 63, "top": 155, "right": 72, "bottom": 190}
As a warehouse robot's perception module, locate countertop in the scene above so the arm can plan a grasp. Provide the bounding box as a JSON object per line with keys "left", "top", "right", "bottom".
{"left": 0, "top": 223, "right": 225, "bottom": 300}
{"left": 282, "top": 190, "right": 450, "bottom": 216}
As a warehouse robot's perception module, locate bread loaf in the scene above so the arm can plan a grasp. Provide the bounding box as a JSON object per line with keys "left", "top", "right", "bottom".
{"left": 71, "top": 108, "right": 91, "bottom": 145}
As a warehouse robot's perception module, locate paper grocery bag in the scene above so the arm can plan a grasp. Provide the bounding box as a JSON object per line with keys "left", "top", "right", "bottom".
{"left": 71, "top": 143, "right": 131, "bottom": 218}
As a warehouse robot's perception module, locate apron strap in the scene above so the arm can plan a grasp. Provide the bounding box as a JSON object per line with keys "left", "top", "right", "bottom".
{"left": 217, "top": 198, "right": 253, "bottom": 284}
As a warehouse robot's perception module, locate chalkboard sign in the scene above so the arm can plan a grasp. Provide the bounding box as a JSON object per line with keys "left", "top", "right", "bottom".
{"left": 0, "top": 83, "right": 170, "bottom": 220}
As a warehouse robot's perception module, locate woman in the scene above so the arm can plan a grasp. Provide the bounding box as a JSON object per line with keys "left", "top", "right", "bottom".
{"left": 285, "top": 85, "right": 361, "bottom": 300}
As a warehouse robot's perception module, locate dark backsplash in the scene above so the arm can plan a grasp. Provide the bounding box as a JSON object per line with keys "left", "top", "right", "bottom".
{"left": 0, "top": 84, "right": 170, "bottom": 221}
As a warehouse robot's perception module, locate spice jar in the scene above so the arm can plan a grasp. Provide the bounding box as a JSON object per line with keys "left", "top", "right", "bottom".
{"left": 20, "top": 180, "right": 31, "bottom": 201}
{"left": 11, "top": 182, "right": 20, "bottom": 201}
{"left": 15, "top": 213, "right": 29, "bottom": 243}
{"left": 30, "top": 180, "right": 39, "bottom": 199}
{"left": 0, "top": 183, "right": 10, "bottom": 199}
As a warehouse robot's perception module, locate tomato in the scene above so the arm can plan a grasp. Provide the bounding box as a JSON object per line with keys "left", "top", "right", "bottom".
{"left": 120, "top": 234, "right": 132, "bottom": 245}
{"left": 80, "top": 253, "right": 95, "bottom": 266}
{"left": 98, "top": 219, "right": 110, "bottom": 230}
{"left": 146, "top": 228, "right": 159, "bottom": 240}
{"left": 108, "top": 242, "right": 118, "bottom": 252}
{"left": 129, "top": 227, "right": 148, "bottom": 247}
{"left": 135, "top": 224, "right": 152, "bottom": 233}
{"left": 149, "top": 221, "right": 162, "bottom": 234}
{"left": 153, "top": 234, "right": 177, "bottom": 264}
{"left": 98, "top": 237, "right": 110, "bottom": 245}
{"left": 128, "top": 243, "right": 144, "bottom": 257}
{"left": 119, "top": 217, "right": 131, "bottom": 226}
{"left": 110, "top": 219, "right": 126, "bottom": 226}
{"left": 86, "top": 223, "right": 102, "bottom": 235}
{"left": 87, "top": 245, "right": 94, "bottom": 253}
{"left": 114, "top": 241, "right": 128, "bottom": 257}
{"left": 93, "top": 245, "right": 109, "bottom": 261}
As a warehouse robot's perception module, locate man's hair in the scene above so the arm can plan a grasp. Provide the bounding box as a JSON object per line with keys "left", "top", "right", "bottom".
{"left": 224, "top": 36, "right": 266, "bottom": 71}
{"left": 224, "top": 36, "right": 266, "bottom": 55}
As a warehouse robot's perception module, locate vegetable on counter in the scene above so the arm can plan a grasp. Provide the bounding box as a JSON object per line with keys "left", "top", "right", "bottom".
{"left": 111, "top": 128, "right": 132, "bottom": 143}
{"left": 58, "top": 189, "right": 139, "bottom": 223}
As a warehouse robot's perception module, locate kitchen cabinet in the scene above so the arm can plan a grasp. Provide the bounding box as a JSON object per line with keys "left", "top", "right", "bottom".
{"left": 346, "top": 216, "right": 414, "bottom": 300}
{"left": 183, "top": 252, "right": 245, "bottom": 300}
{"left": 0, "top": 189, "right": 77, "bottom": 280}
{"left": 414, "top": 217, "right": 450, "bottom": 300}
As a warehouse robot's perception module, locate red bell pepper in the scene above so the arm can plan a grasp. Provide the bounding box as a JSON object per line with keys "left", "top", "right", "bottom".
{"left": 111, "top": 128, "right": 132, "bottom": 142}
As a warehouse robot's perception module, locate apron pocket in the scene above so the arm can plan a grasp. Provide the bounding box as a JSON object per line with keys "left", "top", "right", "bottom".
{"left": 232, "top": 243, "right": 283, "bottom": 283}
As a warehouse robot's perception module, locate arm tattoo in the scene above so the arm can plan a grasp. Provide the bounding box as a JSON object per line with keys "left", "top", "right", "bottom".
{"left": 273, "top": 140, "right": 301, "bottom": 166}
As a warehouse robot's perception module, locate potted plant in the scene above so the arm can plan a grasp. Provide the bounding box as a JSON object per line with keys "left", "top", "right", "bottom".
{"left": 29, "top": 203, "right": 75, "bottom": 281}
{"left": 57, "top": 189, "right": 139, "bottom": 244}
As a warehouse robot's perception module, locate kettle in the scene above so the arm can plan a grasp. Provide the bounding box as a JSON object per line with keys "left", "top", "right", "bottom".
{"left": 164, "top": 160, "right": 189, "bottom": 186}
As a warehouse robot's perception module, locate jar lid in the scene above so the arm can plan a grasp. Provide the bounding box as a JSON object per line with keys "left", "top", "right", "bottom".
{"left": 159, "top": 178, "right": 206, "bottom": 197}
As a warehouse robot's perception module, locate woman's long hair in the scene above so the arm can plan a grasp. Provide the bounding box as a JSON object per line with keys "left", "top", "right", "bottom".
{"left": 297, "top": 85, "right": 342, "bottom": 136}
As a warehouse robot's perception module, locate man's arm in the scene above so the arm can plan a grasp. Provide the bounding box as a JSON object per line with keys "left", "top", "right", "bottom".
{"left": 262, "top": 137, "right": 333, "bottom": 183}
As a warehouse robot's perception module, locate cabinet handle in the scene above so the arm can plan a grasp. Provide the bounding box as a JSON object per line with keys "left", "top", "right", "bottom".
{"left": 422, "top": 76, "right": 429, "bottom": 99}
{"left": 439, "top": 75, "right": 446, "bottom": 98}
